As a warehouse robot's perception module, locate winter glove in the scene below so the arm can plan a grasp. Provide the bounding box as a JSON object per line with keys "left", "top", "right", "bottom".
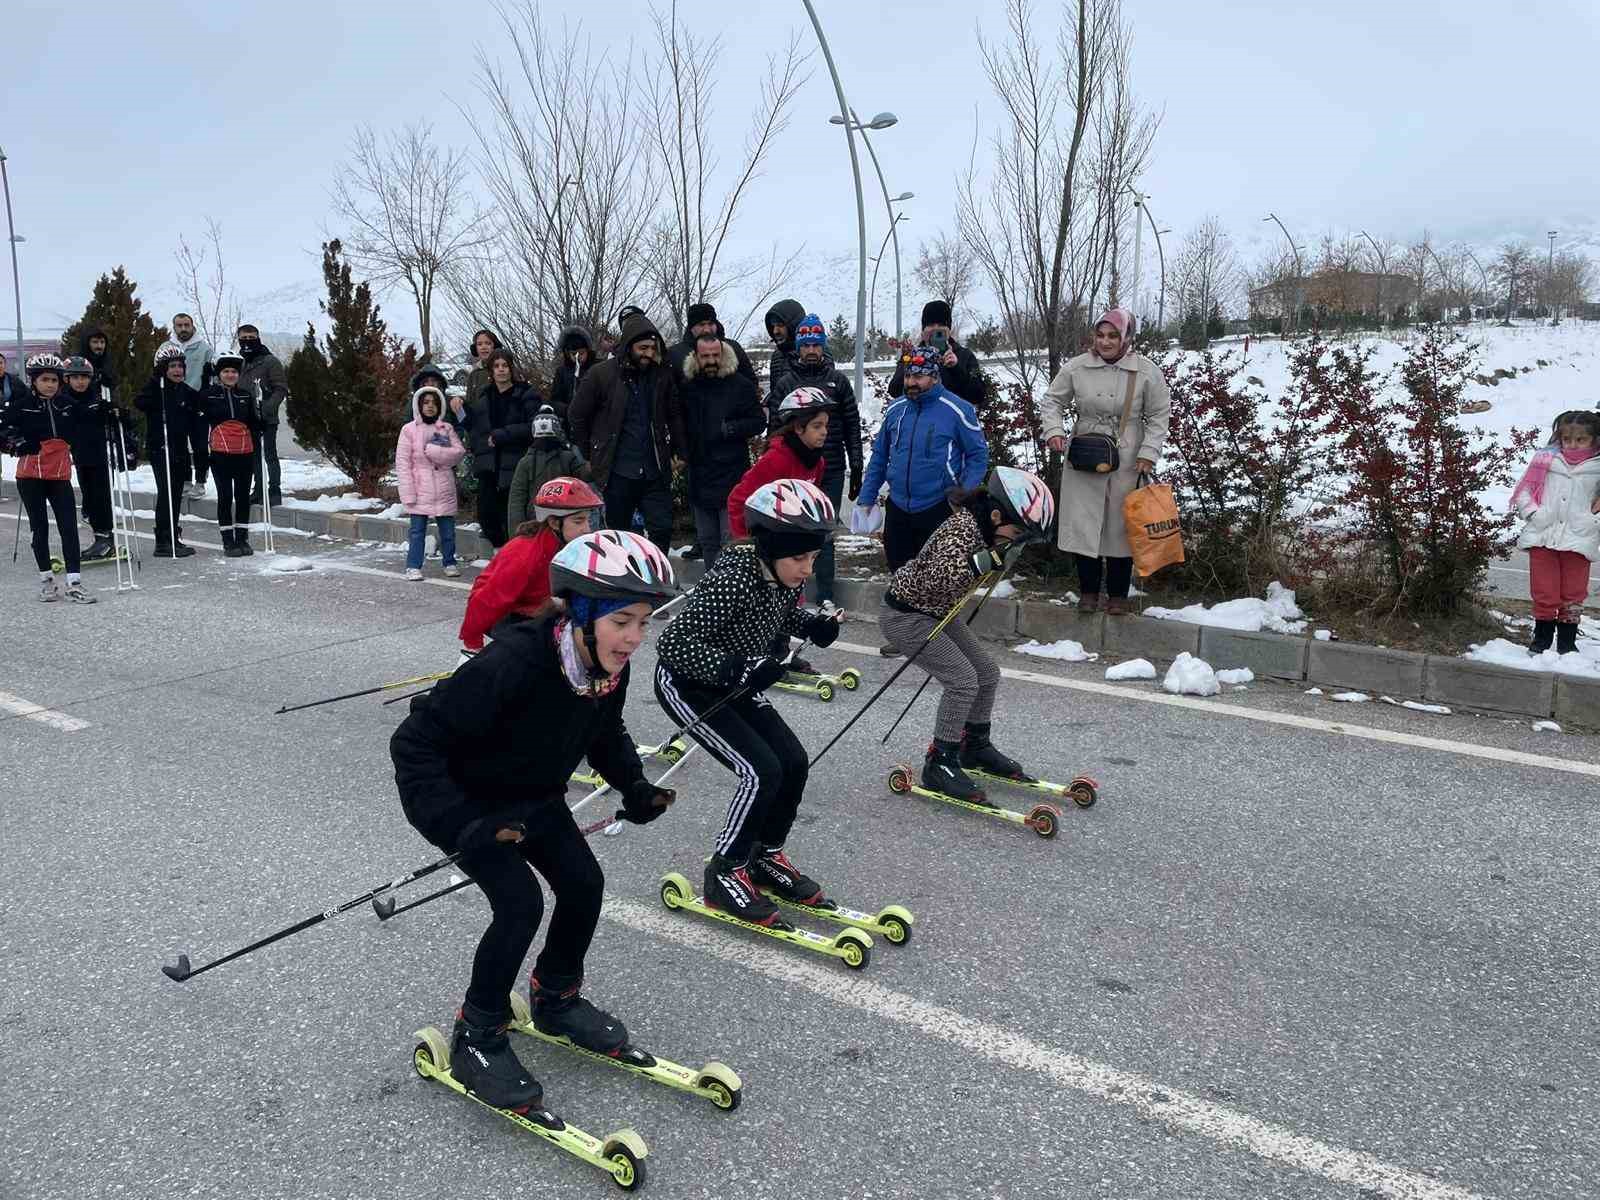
{"left": 726, "top": 655, "right": 788, "bottom": 693}
{"left": 847, "top": 473, "right": 861, "bottom": 502}
{"left": 456, "top": 813, "right": 527, "bottom": 853}
{"left": 618, "top": 778, "right": 676, "bottom": 825}
{"left": 804, "top": 610, "right": 841, "bottom": 648}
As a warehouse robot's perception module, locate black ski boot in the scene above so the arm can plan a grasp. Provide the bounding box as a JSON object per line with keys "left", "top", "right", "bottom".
{"left": 529, "top": 976, "right": 628, "bottom": 1055}
{"left": 922, "top": 738, "right": 990, "bottom": 804}
{"left": 959, "top": 722, "right": 1030, "bottom": 780}
{"left": 1556, "top": 621, "right": 1580, "bottom": 655}
{"left": 1530, "top": 619, "right": 1556, "bottom": 654}
{"left": 83, "top": 535, "right": 116, "bottom": 562}
{"left": 154, "top": 542, "right": 196, "bottom": 559}
{"left": 703, "top": 852, "right": 781, "bottom": 925}
{"left": 450, "top": 1003, "right": 543, "bottom": 1109}
{"left": 748, "top": 845, "right": 827, "bottom": 906}
{"left": 238, "top": 531, "right": 254, "bottom": 556}
{"left": 223, "top": 531, "right": 245, "bottom": 558}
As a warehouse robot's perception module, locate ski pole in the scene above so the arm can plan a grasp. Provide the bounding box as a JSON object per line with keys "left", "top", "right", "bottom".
{"left": 160, "top": 386, "right": 179, "bottom": 555}
{"left": 115, "top": 419, "right": 142, "bottom": 571}
{"left": 275, "top": 671, "right": 454, "bottom": 714}
{"left": 878, "top": 555, "right": 1022, "bottom": 745}
{"left": 255, "top": 381, "right": 276, "bottom": 554}
{"left": 160, "top": 850, "right": 463, "bottom": 982}
{"left": 806, "top": 573, "right": 996, "bottom": 771}
{"left": 380, "top": 685, "right": 435, "bottom": 707}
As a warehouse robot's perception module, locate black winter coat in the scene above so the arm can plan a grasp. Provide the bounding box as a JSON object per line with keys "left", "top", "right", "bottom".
{"left": 669, "top": 331, "right": 756, "bottom": 389}
{"left": 0, "top": 384, "right": 84, "bottom": 457}
{"left": 133, "top": 374, "right": 200, "bottom": 451}
{"left": 196, "top": 383, "right": 265, "bottom": 438}
{"left": 770, "top": 351, "right": 865, "bottom": 485}
{"left": 570, "top": 314, "right": 687, "bottom": 489}
{"left": 888, "top": 338, "right": 991, "bottom": 412}
{"left": 466, "top": 380, "right": 538, "bottom": 488}
{"left": 390, "top": 616, "right": 648, "bottom": 850}
{"left": 548, "top": 326, "right": 596, "bottom": 428}
{"left": 679, "top": 340, "right": 766, "bottom": 507}
{"left": 60, "top": 381, "right": 137, "bottom": 461}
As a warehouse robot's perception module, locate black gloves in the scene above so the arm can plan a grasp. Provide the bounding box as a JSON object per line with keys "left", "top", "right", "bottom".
{"left": 733, "top": 655, "right": 788, "bottom": 693}
{"left": 847, "top": 473, "right": 861, "bottom": 502}
{"left": 618, "top": 778, "right": 676, "bottom": 825}
{"left": 804, "top": 610, "right": 841, "bottom": 648}
{"left": 456, "top": 813, "right": 526, "bottom": 853}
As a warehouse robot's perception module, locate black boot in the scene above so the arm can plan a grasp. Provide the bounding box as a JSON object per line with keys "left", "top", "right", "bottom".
{"left": 748, "top": 845, "right": 827, "bottom": 906}
{"left": 1556, "top": 621, "right": 1579, "bottom": 655}
{"left": 529, "top": 976, "right": 628, "bottom": 1054}
{"left": 959, "top": 722, "right": 1030, "bottom": 780}
{"left": 1530, "top": 620, "right": 1556, "bottom": 654}
{"left": 237, "top": 530, "right": 254, "bottom": 556}
{"left": 450, "top": 1003, "right": 543, "bottom": 1108}
{"left": 223, "top": 530, "right": 245, "bottom": 558}
{"left": 922, "top": 738, "right": 989, "bottom": 804}
{"left": 703, "top": 852, "right": 781, "bottom": 925}
{"left": 83, "top": 535, "right": 116, "bottom": 562}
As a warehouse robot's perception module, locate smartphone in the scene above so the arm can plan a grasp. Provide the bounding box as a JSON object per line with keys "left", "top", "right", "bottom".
{"left": 929, "top": 330, "right": 950, "bottom": 353}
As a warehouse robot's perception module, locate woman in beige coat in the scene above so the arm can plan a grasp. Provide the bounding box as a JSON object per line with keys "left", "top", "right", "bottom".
{"left": 1037, "top": 307, "right": 1170, "bottom": 614}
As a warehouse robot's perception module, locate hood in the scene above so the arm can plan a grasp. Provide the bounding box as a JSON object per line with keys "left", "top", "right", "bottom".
{"left": 764, "top": 299, "right": 806, "bottom": 345}
{"left": 412, "top": 386, "right": 447, "bottom": 423}
{"left": 559, "top": 326, "right": 594, "bottom": 356}
{"left": 619, "top": 313, "right": 663, "bottom": 364}
{"left": 80, "top": 326, "right": 108, "bottom": 361}
{"left": 682, "top": 339, "right": 740, "bottom": 382}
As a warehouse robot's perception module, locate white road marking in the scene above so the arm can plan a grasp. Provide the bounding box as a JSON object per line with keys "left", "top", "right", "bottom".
{"left": 0, "top": 689, "right": 91, "bottom": 732}
{"left": 829, "top": 640, "right": 1600, "bottom": 779}
{"left": 604, "top": 896, "right": 1491, "bottom": 1200}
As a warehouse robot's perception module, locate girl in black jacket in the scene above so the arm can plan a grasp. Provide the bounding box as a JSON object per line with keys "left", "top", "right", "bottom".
{"left": 197, "top": 350, "right": 266, "bottom": 556}
{"left": 467, "top": 348, "right": 537, "bottom": 548}
{"left": 134, "top": 347, "right": 201, "bottom": 557}
{"left": 0, "top": 355, "right": 95, "bottom": 602}
{"left": 389, "top": 529, "right": 679, "bottom": 1109}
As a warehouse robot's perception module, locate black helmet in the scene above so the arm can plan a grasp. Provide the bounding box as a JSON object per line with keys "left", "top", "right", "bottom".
{"left": 60, "top": 355, "right": 94, "bottom": 378}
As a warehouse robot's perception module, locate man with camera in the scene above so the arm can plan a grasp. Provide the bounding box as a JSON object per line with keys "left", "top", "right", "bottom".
{"left": 886, "top": 300, "right": 991, "bottom": 412}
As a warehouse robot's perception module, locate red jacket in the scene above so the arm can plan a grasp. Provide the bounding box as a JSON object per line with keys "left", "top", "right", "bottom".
{"left": 459, "top": 526, "right": 561, "bottom": 650}
{"left": 727, "top": 434, "right": 825, "bottom": 539}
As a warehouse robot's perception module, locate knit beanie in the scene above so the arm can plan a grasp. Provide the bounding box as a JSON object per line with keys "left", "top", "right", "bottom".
{"left": 686, "top": 302, "right": 718, "bottom": 329}
{"left": 901, "top": 345, "right": 942, "bottom": 378}
{"left": 795, "top": 313, "right": 827, "bottom": 347}
{"left": 920, "top": 299, "right": 953, "bottom": 329}
{"left": 752, "top": 525, "right": 827, "bottom": 563}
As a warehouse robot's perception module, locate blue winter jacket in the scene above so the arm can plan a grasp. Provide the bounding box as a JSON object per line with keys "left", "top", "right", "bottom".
{"left": 858, "top": 383, "right": 988, "bottom": 514}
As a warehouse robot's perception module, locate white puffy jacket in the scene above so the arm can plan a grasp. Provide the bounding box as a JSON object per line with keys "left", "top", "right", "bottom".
{"left": 1516, "top": 452, "right": 1600, "bottom": 560}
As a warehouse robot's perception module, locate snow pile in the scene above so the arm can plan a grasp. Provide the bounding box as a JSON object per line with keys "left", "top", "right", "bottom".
{"left": 1014, "top": 639, "right": 1098, "bottom": 662}
{"left": 279, "top": 493, "right": 381, "bottom": 513}
{"left": 1304, "top": 687, "right": 1324, "bottom": 695}
{"left": 1532, "top": 720, "right": 1562, "bottom": 733}
{"left": 1105, "top": 658, "right": 1157, "bottom": 680}
{"left": 260, "top": 555, "right": 314, "bottom": 573}
{"left": 976, "top": 578, "right": 1016, "bottom": 599}
{"left": 1462, "top": 638, "right": 1600, "bottom": 677}
{"left": 1215, "top": 667, "right": 1255, "bottom": 685}
{"left": 1380, "top": 696, "right": 1452, "bottom": 715}
{"left": 1329, "top": 691, "right": 1371, "bottom": 703}
{"left": 1144, "top": 582, "right": 1307, "bottom": 635}
{"left": 1046, "top": 592, "right": 1083, "bottom": 607}
{"left": 1162, "top": 652, "right": 1220, "bottom": 696}
{"left": 1314, "top": 629, "right": 1334, "bottom": 641}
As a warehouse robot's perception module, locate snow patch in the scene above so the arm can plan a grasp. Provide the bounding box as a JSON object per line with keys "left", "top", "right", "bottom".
{"left": 1532, "top": 720, "right": 1562, "bottom": 732}
{"left": 260, "top": 555, "right": 314, "bottom": 573}
{"left": 1014, "top": 638, "right": 1098, "bottom": 662}
{"left": 1215, "top": 668, "right": 1255, "bottom": 685}
{"left": 1313, "top": 629, "right": 1334, "bottom": 641}
{"left": 1162, "top": 652, "right": 1219, "bottom": 696}
{"left": 1380, "top": 696, "right": 1452, "bottom": 715}
{"left": 1463, "top": 637, "right": 1600, "bottom": 677}
{"left": 1329, "top": 691, "right": 1371, "bottom": 703}
{"left": 279, "top": 492, "right": 382, "bottom": 513}
{"left": 1304, "top": 687, "right": 1324, "bottom": 695}
{"left": 1144, "top": 581, "right": 1307, "bottom": 634}
{"left": 1104, "top": 658, "right": 1157, "bottom": 681}
{"left": 976, "top": 578, "right": 1016, "bottom": 599}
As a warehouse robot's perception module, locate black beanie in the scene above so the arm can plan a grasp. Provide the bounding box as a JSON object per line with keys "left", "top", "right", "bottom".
{"left": 752, "top": 525, "right": 828, "bottom": 563}
{"left": 921, "top": 299, "right": 953, "bottom": 329}
{"left": 686, "top": 302, "right": 718, "bottom": 328}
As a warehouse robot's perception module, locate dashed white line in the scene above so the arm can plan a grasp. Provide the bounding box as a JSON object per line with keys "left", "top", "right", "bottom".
{"left": 0, "top": 689, "right": 91, "bottom": 732}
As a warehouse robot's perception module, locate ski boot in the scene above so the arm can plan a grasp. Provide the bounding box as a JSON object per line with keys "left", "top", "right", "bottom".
{"left": 703, "top": 852, "right": 781, "bottom": 926}
{"left": 959, "top": 722, "right": 1028, "bottom": 780}
{"left": 64, "top": 580, "right": 97, "bottom": 605}
{"left": 82, "top": 535, "right": 117, "bottom": 562}
{"left": 748, "top": 845, "right": 827, "bottom": 906}
{"left": 450, "top": 1003, "right": 544, "bottom": 1109}
{"left": 223, "top": 531, "right": 245, "bottom": 558}
{"left": 1557, "top": 621, "right": 1580, "bottom": 655}
{"left": 530, "top": 976, "right": 629, "bottom": 1055}
{"left": 922, "top": 738, "right": 991, "bottom": 805}
{"left": 39, "top": 577, "right": 61, "bottom": 603}
{"left": 154, "top": 542, "right": 196, "bottom": 559}
{"left": 1530, "top": 619, "right": 1556, "bottom": 654}
{"left": 237, "top": 533, "right": 254, "bottom": 556}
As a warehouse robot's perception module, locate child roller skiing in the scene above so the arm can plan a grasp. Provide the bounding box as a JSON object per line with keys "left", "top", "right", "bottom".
{"left": 391, "top": 528, "right": 680, "bottom": 1109}
{"left": 878, "top": 466, "right": 1056, "bottom": 802}
{"left": 1510, "top": 408, "right": 1600, "bottom": 655}
{"left": 654, "top": 478, "right": 844, "bottom": 925}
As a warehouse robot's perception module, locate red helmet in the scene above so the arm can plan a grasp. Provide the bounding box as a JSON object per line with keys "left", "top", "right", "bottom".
{"left": 534, "top": 476, "right": 603, "bottom": 521}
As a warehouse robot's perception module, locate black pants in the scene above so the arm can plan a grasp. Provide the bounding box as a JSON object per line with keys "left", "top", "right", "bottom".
{"left": 456, "top": 802, "right": 605, "bottom": 1019}
{"left": 150, "top": 444, "right": 185, "bottom": 546}
{"left": 213, "top": 452, "right": 254, "bottom": 536}
{"left": 75, "top": 440, "right": 113, "bottom": 536}
{"left": 16, "top": 478, "right": 79, "bottom": 574}
{"left": 1073, "top": 553, "right": 1134, "bottom": 599}
{"left": 883, "top": 498, "right": 950, "bottom": 571}
{"left": 476, "top": 474, "right": 512, "bottom": 548}
{"left": 654, "top": 663, "right": 808, "bottom": 859}
{"left": 604, "top": 472, "right": 673, "bottom": 552}
{"left": 186, "top": 422, "right": 210, "bottom": 486}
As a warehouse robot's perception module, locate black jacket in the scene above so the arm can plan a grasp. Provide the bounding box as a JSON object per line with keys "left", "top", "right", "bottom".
{"left": 655, "top": 543, "right": 816, "bottom": 687}
{"left": 80, "top": 328, "right": 120, "bottom": 400}
{"left": 390, "top": 616, "right": 648, "bottom": 850}
{"left": 133, "top": 373, "right": 200, "bottom": 450}
{"left": 197, "top": 382, "right": 265, "bottom": 439}
{"left": 570, "top": 313, "right": 687, "bottom": 489}
{"left": 0, "top": 384, "right": 84, "bottom": 457}
{"left": 240, "top": 343, "right": 289, "bottom": 424}
{"left": 549, "top": 326, "right": 595, "bottom": 428}
{"left": 466, "top": 380, "right": 538, "bottom": 487}
{"left": 60, "top": 382, "right": 136, "bottom": 459}
{"left": 888, "top": 338, "right": 991, "bottom": 412}
{"left": 769, "top": 350, "right": 864, "bottom": 484}
{"left": 669, "top": 330, "right": 756, "bottom": 389}
{"left": 679, "top": 340, "right": 766, "bottom": 506}
{"left": 762, "top": 299, "right": 806, "bottom": 396}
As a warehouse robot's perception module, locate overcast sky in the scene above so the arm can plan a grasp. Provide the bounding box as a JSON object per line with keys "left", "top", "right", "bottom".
{"left": 5, "top": 0, "right": 1596, "bottom": 347}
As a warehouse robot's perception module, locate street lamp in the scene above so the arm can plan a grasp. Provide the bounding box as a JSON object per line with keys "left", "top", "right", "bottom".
{"left": 1461, "top": 247, "right": 1491, "bottom": 324}
{"left": 869, "top": 212, "right": 909, "bottom": 335}
{"left": 1548, "top": 230, "right": 1559, "bottom": 324}
{"left": 803, "top": 1, "right": 868, "bottom": 406}
{"left": 830, "top": 111, "right": 912, "bottom": 338}
{"left": 1, "top": 147, "right": 23, "bottom": 375}
{"left": 1357, "top": 230, "right": 1390, "bottom": 326}
{"left": 1264, "top": 213, "right": 1305, "bottom": 331}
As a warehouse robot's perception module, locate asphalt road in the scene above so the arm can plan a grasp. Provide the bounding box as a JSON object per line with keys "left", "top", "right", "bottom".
{"left": 2, "top": 523, "right": 1596, "bottom": 1200}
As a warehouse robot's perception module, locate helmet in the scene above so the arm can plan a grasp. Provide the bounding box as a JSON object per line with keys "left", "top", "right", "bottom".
{"left": 155, "top": 345, "right": 187, "bottom": 368}
{"left": 60, "top": 355, "right": 94, "bottom": 378}
{"left": 744, "top": 478, "right": 835, "bottom": 535}
{"left": 775, "top": 386, "right": 836, "bottom": 422}
{"left": 531, "top": 405, "right": 563, "bottom": 440}
{"left": 215, "top": 349, "right": 245, "bottom": 373}
{"left": 534, "top": 476, "right": 603, "bottom": 522}
{"left": 549, "top": 528, "right": 678, "bottom": 605}
{"left": 410, "top": 363, "right": 448, "bottom": 392}
{"left": 986, "top": 465, "right": 1055, "bottom": 543}
{"left": 25, "top": 353, "right": 64, "bottom": 379}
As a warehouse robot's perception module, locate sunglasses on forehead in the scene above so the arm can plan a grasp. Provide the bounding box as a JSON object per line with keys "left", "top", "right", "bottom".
{"left": 900, "top": 352, "right": 937, "bottom": 367}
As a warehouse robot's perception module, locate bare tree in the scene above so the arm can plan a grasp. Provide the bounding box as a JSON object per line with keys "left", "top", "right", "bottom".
{"left": 641, "top": 1, "right": 809, "bottom": 342}
{"left": 1246, "top": 247, "right": 1300, "bottom": 327}
{"left": 956, "top": 0, "right": 1157, "bottom": 395}
{"left": 1549, "top": 250, "right": 1596, "bottom": 320}
{"left": 173, "top": 218, "right": 242, "bottom": 349}
{"left": 330, "top": 122, "right": 490, "bottom": 360}
{"left": 1493, "top": 242, "right": 1535, "bottom": 323}
{"left": 1169, "top": 217, "right": 1239, "bottom": 329}
{"left": 912, "top": 232, "right": 979, "bottom": 320}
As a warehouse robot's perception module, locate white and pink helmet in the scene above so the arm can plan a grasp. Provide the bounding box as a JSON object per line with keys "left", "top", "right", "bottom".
{"left": 987, "top": 465, "right": 1055, "bottom": 542}
{"left": 743, "top": 478, "right": 836, "bottom": 535}
{"left": 549, "top": 529, "right": 679, "bottom": 604}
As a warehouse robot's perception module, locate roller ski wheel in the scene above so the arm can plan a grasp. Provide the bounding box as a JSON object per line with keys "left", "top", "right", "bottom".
{"left": 411, "top": 1027, "right": 649, "bottom": 1190}
{"left": 966, "top": 768, "right": 1100, "bottom": 809}
{"left": 658, "top": 871, "right": 872, "bottom": 970}
{"left": 757, "top": 889, "right": 916, "bottom": 946}
{"left": 839, "top": 667, "right": 861, "bottom": 691}
{"left": 507, "top": 993, "right": 743, "bottom": 1112}
{"left": 650, "top": 737, "right": 690, "bottom": 765}
{"left": 886, "top": 765, "right": 1063, "bottom": 842}
{"left": 569, "top": 768, "right": 605, "bottom": 789}
{"left": 773, "top": 672, "right": 834, "bottom": 702}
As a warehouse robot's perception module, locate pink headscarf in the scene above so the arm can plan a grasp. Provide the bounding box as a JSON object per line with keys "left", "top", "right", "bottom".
{"left": 1093, "top": 307, "right": 1134, "bottom": 362}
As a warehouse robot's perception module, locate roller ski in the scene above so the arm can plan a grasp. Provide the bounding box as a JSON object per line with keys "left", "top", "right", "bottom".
{"left": 774, "top": 665, "right": 861, "bottom": 703}
{"left": 887, "top": 746, "right": 1061, "bottom": 839}
{"left": 412, "top": 1019, "right": 648, "bottom": 1191}
{"left": 959, "top": 722, "right": 1098, "bottom": 809}
{"left": 507, "top": 990, "right": 742, "bottom": 1111}
{"left": 51, "top": 544, "right": 129, "bottom": 573}
{"left": 747, "top": 845, "right": 914, "bottom": 946}
{"left": 569, "top": 738, "right": 691, "bottom": 787}
{"left": 659, "top": 860, "right": 872, "bottom": 970}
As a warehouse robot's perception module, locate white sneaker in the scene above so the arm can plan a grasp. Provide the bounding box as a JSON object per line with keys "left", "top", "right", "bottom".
{"left": 405, "top": 568, "right": 424, "bottom": 581}
{"left": 820, "top": 600, "right": 843, "bottom": 620}
{"left": 39, "top": 577, "right": 61, "bottom": 603}
{"left": 442, "top": 563, "right": 461, "bottom": 578}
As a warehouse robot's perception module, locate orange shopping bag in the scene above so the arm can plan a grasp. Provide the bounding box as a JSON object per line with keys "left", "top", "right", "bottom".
{"left": 1123, "top": 473, "right": 1184, "bottom": 577}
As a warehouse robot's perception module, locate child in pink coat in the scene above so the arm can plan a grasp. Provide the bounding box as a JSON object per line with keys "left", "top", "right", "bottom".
{"left": 396, "top": 385, "right": 467, "bottom": 579}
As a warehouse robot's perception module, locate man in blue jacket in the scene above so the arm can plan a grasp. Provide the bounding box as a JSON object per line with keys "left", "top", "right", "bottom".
{"left": 858, "top": 343, "right": 988, "bottom": 572}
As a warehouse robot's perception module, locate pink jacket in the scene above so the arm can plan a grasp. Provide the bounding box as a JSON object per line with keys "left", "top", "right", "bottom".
{"left": 395, "top": 387, "right": 466, "bottom": 517}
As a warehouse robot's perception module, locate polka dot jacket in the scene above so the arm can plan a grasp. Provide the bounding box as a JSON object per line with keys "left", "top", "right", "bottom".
{"left": 655, "top": 543, "right": 814, "bottom": 686}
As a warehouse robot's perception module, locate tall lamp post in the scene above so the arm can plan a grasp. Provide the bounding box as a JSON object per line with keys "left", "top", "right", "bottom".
{"left": 1357, "top": 230, "right": 1390, "bottom": 326}
{"left": 1548, "top": 230, "right": 1559, "bottom": 324}
{"left": 830, "top": 111, "right": 911, "bottom": 339}
{"left": 1264, "top": 213, "right": 1305, "bottom": 331}
{"left": 1461, "top": 247, "right": 1491, "bottom": 324}
{"left": 868, "top": 212, "right": 909, "bottom": 335}
{"left": 801, "top": 1, "right": 868, "bottom": 405}
{"left": 1, "top": 147, "right": 23, "bottom": 372}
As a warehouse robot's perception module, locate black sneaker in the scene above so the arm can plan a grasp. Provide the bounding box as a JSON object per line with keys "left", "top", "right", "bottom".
{"left": 703, "top": 853, "right": 781, "bottom": 925}
{"left": 450, "top": 1007, "right": 543, "bottom": 1109}
{"left": 1557, "top": 621, "right": 1580, "bottom": 655}
{"left": 959, "top": 722, "right": 1030, "bottom": 780}
{"left": 529, "top": 977, "right": 628, "bottom": 1055}
{"left": 922, "top": 738, "right": 989, "bottom": 804}
{"left": 748, "top": 846, "right": 827, "bottom": 906}
{"left": 223, "top": 531, "right": 245, "bottom": 558}
{"left": 83, "top": 536, "right": 117, "bottom": 561}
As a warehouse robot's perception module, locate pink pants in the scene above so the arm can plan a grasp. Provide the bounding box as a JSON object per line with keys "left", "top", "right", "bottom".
{"left": 1527, "top": 547, "right": 1591, "bottom": 621}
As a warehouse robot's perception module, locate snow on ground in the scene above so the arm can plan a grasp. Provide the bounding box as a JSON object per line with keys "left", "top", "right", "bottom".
{"left": 1014, "top": 638, "right": 1098, "bottom": 662}
{"left": 976, "top": 578, "right": 1016, "bottom": 599}
{"left": 1329, "top": 691, "right": 1371, "bottom": 702}
{"left": 1215, "top": 668, "right": 1255, "bottom": 685}
{"left": 1314, "top": 629, "right": 1334, "bottom": 641}
{"left": 278, "top": 493, "right": 382, "bottom": 513}
{"left": 1381, "top": 696, "right": 1452, "bottom": 715}
{"left": 1463, "top": 637, "right": 1600, "bottom": 676}
{"left": 1145, "top": 582, "right": 1307, "bottom": 635}
{"left": 1532, "top": 720, "right": 1563, "bottom": 732}
{"left": 1105, "top": 658, "right": 1157, "bottom": 680}
{"left": 1162, "top": 652, "right": 1219, "bottom": 696}
{"left": 259, "top": 555, "right": 315, "bottom": 573}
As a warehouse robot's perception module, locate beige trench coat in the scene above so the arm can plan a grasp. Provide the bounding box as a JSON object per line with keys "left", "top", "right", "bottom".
{"left": 1037, "top": 351, "right": 1171, "bottom": 558}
